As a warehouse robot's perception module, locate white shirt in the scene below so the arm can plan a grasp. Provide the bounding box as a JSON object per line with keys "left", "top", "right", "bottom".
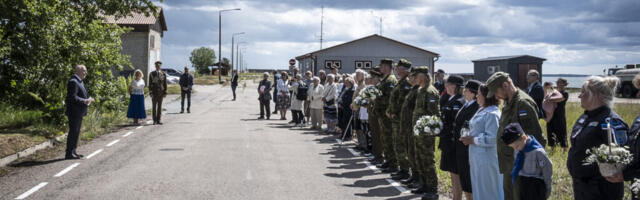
{"left": 277, "top": 79, "right": 289, "bottom": 93}
{"left": 130, "top": 79, "right": 145, "bottom": 95}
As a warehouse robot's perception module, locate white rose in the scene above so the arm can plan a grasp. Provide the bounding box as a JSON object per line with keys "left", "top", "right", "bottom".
{"left": 423, "top": 127, "right": 431, "bottom": 133}
{"left": 434, "top": 128, "right": 441, "bottom": 134}
{"left": 414, "top": 129, "right": 420, "bottom": 136}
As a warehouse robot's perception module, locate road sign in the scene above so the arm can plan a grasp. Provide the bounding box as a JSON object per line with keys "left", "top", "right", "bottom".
{"left": 289, "top": 59, "right": 296, "bottom": 66}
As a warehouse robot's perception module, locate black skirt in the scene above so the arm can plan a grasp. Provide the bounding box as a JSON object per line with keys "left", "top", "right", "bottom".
{"left": 455, "top": 140, "right": 472, "bottom": 192}
{"left": 439, "top": 133, "right": 457, "bottom": 173}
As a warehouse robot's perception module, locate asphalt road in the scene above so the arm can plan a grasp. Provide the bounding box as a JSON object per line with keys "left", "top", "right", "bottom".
{"left": 0, "top": 83, "right": 426, "bottom": 200}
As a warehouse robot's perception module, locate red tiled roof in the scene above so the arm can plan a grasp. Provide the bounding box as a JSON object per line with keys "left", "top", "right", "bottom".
{"left": 103, "top": 8, "right": 167, "bottom": 31}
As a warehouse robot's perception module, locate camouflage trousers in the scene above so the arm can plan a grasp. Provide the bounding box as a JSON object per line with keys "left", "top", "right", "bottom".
{"left": 392, "top": 121, "right": 410, "bottom": 171}
{"left": 378, "top": 116, "right": 396, "bottom": 165}
{"left": 414, "top": 134, "right": 437, "bottom": 193}
{"left": 369, "top": 113, "right": 383, "bottom": 159}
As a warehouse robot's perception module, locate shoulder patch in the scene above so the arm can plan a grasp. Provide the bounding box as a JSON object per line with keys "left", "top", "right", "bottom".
{"left": 518, "top": 110, "right": 527, "bottom": 117}
{"left": 429, "top": 98, "right": 436, "bottom": 103}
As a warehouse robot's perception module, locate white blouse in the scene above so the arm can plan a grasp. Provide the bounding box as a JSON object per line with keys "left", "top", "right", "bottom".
{"left": 130, "top": 79, "right": 145, "bottom": 95}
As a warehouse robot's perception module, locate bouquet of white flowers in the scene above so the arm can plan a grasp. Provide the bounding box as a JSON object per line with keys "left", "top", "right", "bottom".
{"left": 354, "top": 86, "right": 381, "bottom": 106}
{"left": 632, "top": 178, "right": 640, "bottom": 199}
{"left": 583, "top": 143, "right": 633, "bottom": 177}
{"left": 413, "top": 115, "right": 443, "bottom": 136}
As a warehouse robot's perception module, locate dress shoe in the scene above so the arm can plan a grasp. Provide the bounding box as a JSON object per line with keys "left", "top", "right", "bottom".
{"left": 407, "top": 181, "right": 421, "bottom": 189}
{"left": 411, "top": 187, "right": 426, "bottom": 194}
{"left": 180, "top": 110, "right": 184, "bottom": 113}
{"left": 391, "top": 171, "right": 410, "bottom": 180}
{"left": 157, "top": 122, "right": 163, "bottom": 125}
{"left": 73, "top": 153, "right": 84, "bottom": 158}
{"left": 65, "top": 154, "right": 81, "bottom": 160}
{"left": 187, "top": 109, "right": 190, "bottom": 113}
{"left": 421, "top": 193, "right": 439, "bottom": 200}
{"left": 258, "top": 116, "right": 265, "bottom": 119}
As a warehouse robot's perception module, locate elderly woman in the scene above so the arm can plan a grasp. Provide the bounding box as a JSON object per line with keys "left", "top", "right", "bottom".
{"left": 290, "top": 74, "right": 305, "bottom": 127}
{"left": 308, "top": 76, "right": 325, "bottom": 130}
{"left": 460, "top": 84, "right": 503, "bottom": 200}
{"left": 323, "top": 74, "right": 338, "bottom": 133}
{"left": 127, "top": 70, "right": 147, "bottom": 125}
{"left": 605, "top": 73, "right": 640, "bottom": 200}
{"left": 567, "top": 76, "right": 628, "bottom": 200}
{"left": 352, "top": 69, "right": 367, "bottom": 150}
{"left": 276, "top": 72, "right": 291, "bottom": 120}
{"left": 338, "top": 76, "right": 356, "bottom": 139}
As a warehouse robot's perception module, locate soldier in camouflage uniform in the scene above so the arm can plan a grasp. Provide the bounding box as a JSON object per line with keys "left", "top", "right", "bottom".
{"left": 386, "top": 59, "right": 413, "bottom": 180}
{"left": 410, "top": 66, "right": 441, "bottom": 200}
{"left": 367, "top": 67, "right": 384, "bottom": 164}
{"left": 374, "top": 59, "right": 399, "bottom": 172}
{"left": 486, "top": 72, "right": 545, "bottom": 200}
{"left": 400, "top": 73, "right": 420, "bottom": 187}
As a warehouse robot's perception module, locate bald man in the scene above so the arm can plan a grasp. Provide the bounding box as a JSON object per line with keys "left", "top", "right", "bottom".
{"left": 65, "top": 65, "right": 94, "bottom": 159}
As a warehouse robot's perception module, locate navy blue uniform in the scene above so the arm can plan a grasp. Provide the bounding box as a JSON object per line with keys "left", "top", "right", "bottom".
{"left": 567, "top": 106, "right": 629, "bottom": 200}
{"left": 624, "top": 115, "right": 640, "bottom": 200}
{"left": 438, "top": 94, "right": 465, "bottom": 173}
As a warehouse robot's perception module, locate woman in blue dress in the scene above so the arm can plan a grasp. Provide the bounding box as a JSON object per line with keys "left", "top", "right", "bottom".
{"left": 127, "top": 70, "right": 147, "bottom": 125}
{"left": 460, "top": 84, "right": 504, "bottom": 200}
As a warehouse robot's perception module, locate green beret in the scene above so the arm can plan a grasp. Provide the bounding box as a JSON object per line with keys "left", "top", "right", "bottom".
{"left": 379, "top": 58, "right": 393, "bottom": 66}
{"left": 486, "top": 72, "right": 510, "bottom": 98}
{"left": 397, "top": 59, "right": 412, "bottom": 69}
{"left": 411, "top": 66, "right": 430, "bottom": 75}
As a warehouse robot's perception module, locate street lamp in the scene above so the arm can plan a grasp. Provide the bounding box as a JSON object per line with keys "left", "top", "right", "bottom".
{"left": 236, "top": 42, "right": 247, "bottom": 73}
{"left": 218, "top": 8, "right": 241, "bottom": 83}
{"left": 231, "top": 32, "right": 245, "bottom": 75}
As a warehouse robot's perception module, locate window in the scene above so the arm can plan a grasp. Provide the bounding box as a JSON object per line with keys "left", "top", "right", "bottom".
{"left": 150, "top": 35, "right": 155, "bottom": 49}
{"left": 355, "top": 61, "right": 363, "bottom": 69}
{"left": 325, "top": 60, "right": 341, "bottom": 69}
{"left": 355, "top": 61, "right": 372, "bottom": 69}
{"left": 487, "top": 66, "right": 500, "bottom": 74}
{"left": 364, "top": 61, "right": 372, "bottom": 69}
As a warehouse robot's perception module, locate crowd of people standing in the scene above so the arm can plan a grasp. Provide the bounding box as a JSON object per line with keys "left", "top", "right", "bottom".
{"left": 255, "top": 59, "right": 640, "bottom": 200}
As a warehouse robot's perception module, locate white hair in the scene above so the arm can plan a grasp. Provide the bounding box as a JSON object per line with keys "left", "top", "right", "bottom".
{"left": 327, "top": 74, "right": 335, "bottom": 80}
{"left": 582, "top": 76, "right": 619, "bottom": 108}
{"left": 313, "top": 76, "right": 320, "bottom": 82}
{"left": 528, "top": 69, "right": 540, "bottom": 78}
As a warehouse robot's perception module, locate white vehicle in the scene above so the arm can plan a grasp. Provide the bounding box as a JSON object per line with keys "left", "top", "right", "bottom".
{"left": 614, "top": 65, "right": 640, "bottom": 98}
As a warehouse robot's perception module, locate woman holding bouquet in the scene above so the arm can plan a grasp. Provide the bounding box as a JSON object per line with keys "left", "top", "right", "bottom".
{"left": 460, "top": 84, "right": 503, "bottom": 200}
{"left": 452, "top": 80, "right": 481, "bottom": 199}
{"left": 439, "top": 75, "right": 466, "bottom": 200}
{"left": 567, "top": 76, "right": 629, "bottom": 200}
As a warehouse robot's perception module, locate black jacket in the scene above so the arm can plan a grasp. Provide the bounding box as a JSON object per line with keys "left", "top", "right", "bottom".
{"left": 528, "top": 81, "right": 545, "bottom": 119}
{"left": 258, "top": 79, "right": 272, "bottom": 101}
{"left": 439, "top": 94, "right": 465, "bottom": 150}
{"left": 65, "top": 75, "right": 88, "bottom": 117}
{"left": 231, "top": 74, "right": 239, "bottom": 87}
{"left": 624, "top": 115, "right": 640, "bottom": 181}
{"left": 453, "top": 101, "right": 480, "bottom": 141}
{"left": 179, "top": 73, "right": 194, "bottom": 91}
{"left": 567, "top": 106, "right": 629, "bottom": 179}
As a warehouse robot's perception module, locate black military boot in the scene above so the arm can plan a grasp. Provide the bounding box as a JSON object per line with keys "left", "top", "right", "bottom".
{"left": 421, "top": 193, "right": 439, "bottom": 200}
{"left": 411, "top": 186, "right": 426, "bottom": 194}
{"left": 401, "top": 172, "right": 416, "bottom": 184}
{"left": 407, "top": 181, "right": 421, "bottom": 189}
{"left": 391, "top": 170, "right": 410, "bottom": 180}
{"left": 381, "top": 166, "right": 398, "bottom": 173}
{"left": 377, "top": 161, "right": 390, "bottom": 169}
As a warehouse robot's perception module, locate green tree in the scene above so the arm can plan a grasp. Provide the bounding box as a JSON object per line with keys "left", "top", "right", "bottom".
{"left": 0, "top": 0, "right": 157, "bottom": 125}
{"left": 189, "top": 47, "right": 216, "bottom": 75}
{"left": 221, "top": 57, "right": 231, "bottom": 74}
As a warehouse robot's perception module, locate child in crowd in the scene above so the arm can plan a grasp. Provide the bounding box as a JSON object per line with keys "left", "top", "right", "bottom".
{"left": 501, "top": 123, "right": 553, "bottom": 200}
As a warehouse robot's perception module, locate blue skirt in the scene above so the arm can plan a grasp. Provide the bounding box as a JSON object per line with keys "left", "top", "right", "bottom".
{"left": 127, "top": 94, "right": 147, "bottom": 119}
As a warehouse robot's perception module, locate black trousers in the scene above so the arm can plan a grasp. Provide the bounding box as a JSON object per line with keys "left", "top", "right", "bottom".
{"left": 66, "top": 116, "right": 83, "bottom": 156}
{"left": 572, "top": 177, "right": 623, "bottom": 200}
{"left": 181, "top": 90, "right": 191, "bottom": 111}
{"left": 231, "top": 85, "right": 237, "bottom": 99}
{"left": 547, "top": 117, "right": 567, "bottom": 147}
{"left": 519, "top": 176, "right": 547, "bottom": 200}
{"left": 292, "top": 110, "right": 304, "bottom": 124}
{"left": 360, "top": 121, "right": 371, "bottom": 150}
{"left": 260, "top": 99, "right": 271, "bottom": 118}
{"left": 151, "top": 96, "right": 164, "bottom": 123}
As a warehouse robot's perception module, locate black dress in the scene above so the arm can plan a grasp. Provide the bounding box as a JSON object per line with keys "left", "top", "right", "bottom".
{"left": 624, "top": 115, "right": 640, "bottom": 200}
{"left": 438, "top": 94, "right": 465, "bottom": 173}
{"left": 453, "top": 100, "right": 479, "bottom": 193}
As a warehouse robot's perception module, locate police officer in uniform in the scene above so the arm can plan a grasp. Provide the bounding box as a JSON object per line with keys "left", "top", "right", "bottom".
{"left": 400, "top": 73, "right": 420, "bottom": 187}
{"left": 387, "top": 59, "right": 413, "bottom": 180}
{"left": 454, "top": 80, "right": 481, "bottom": 199}
{"left": 374, "top": 59, "right": 399, "bottom": 172}
{"left": 439, "top": 75, "right": 466, "bottom": 199}
{"left": 568, "top": 76, "right": 628, "bottom": 200}
{"left": 486, "top": 72, "right": 545, "bottom": 200}
{"left": 410, "top": 66, "right": 441, "bottom": 200}
{"left": 368, "top": 67, "right": 385, "bottom": 165}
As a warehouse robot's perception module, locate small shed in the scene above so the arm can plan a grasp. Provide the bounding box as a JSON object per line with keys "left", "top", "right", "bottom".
{"left": 472, "top": 55, "right": 546, "bottom": 89}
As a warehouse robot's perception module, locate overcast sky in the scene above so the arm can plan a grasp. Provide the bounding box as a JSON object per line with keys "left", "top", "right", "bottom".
{"left": 157, "top": 0, "right": 640, "bottom": 75}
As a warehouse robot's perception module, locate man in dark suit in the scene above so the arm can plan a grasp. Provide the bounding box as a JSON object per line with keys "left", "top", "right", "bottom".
{"left": 179, "top": 67, "right": 194, "bottom": 113}
{"left": 149, "top": 61, "right": 167, "bottom": 124}
{"left": 258, "top": 73, "right": 272, "bottom": 119}
{"left": 272, "top": 70, "right": 279, "bottom": 114}
{"left": 231, "top": 69, "right": 239, "bottom": 101}
{"left": 526, "top": 69, "right": 545, "bottom": 119}
{"left": 65, "top": 64, "right": 94, "bottom": 159}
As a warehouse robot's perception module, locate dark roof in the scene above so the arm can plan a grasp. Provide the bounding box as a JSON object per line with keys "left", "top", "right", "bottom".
{"left": 103, "top": 8, "right": 167, "bottom": 31}
{"left": 472, "top": 55, "right": 546, "bottom": 62}
{"left": 296, "top": 34, "right": 439, "bottom": 60}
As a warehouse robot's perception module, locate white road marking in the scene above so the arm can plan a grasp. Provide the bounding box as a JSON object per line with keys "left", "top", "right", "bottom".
{"left": 53, "top": 163, "right": 80, "bottom": 177}
{"left": 136, "top": 126, "right": 143, "bottom": 129}
{"left": 85, "top": 149, "right": 103, "bottom": 159}
{"left": 146, "top": 121, "right": 153, "bottom": 125}
{"left": 347, "top": 148, "right": 360, "bottom": 156}
{"left": 385, "top": 178, "right": 409, "bottom": 193}
{"left": 123, "top": 131, "right": 134, "bottom": 137}
{"left": 106, "top": 139, "right": 120, "bottom": 147}
{"left": 363, "top": 160, "right": 381, "bottom": 172}
{"left": 15, "top": 182, "right": 48, "bottom": 199}
{"left": 335, "top": 139, "right": 343, "bottom": 144}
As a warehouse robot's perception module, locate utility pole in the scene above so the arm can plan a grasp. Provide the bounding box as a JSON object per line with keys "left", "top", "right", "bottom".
{"left": 231, "top": 32, "right": 245, "bottom": 75}
{"left": 379, "top": 17, "right": 382, "bottom": 35}
{"left": 217, "top": 8, "right": 241, "bottom": 83}
{"left": 320, "top": 5, "right": 324, "bottom": 50}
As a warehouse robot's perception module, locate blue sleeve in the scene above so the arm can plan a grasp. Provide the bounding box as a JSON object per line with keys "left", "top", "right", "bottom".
{"left": 474, "top": 112, "right": 500, "bottom": 147}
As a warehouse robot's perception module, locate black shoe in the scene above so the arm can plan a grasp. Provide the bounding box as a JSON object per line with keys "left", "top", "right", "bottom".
{"left": 180, "top": 110, "right": 184, "bottom": 113}
{"left": 73, "top": 153, "right": 84, "bottom": 158}
{"left": 258, "top": 116, "right": 265, "bottom": 119}
{"left": 266, "top": 117, "right": 270, "bottom": 120}
{"left": 65, "top": 154, "right": 81, "bottom": 160}
{"left": 411, "top": 187, "right": 426, "bottom": 194}
{"left": 187, "top": 109, "right": 190, "bottom": 113}
{"left": 157, "top": 122, "right": 163, "bottom": 125}
{"left": 401, "top": 175, "right": 415, "bottom": 184}
{"left": 381, "top": 167, "right": 398, "bottom": 173}
{"left": 408, "top": 181, "right": 421, "bottom": 189}
{"left": 153, "top": 121, "right": 157, "bottom": 125}
{"left": 377, "top": 162, "right": 390, "bottom": 169}
{"left": 391, "top": 171, "right": 410, "bottom": 180}
{"left": 272, "top": 111, "right": 278, "bottom": 114}
{"left": 421, "top": 193, "right": 439, "bottom": 200}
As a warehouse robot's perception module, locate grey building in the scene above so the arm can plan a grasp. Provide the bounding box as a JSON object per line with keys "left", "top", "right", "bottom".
{"left": 104, "top": 8, "right": 167, "bottom": 80}
{"left": 295, "top": 34, "right": 439, "bottom": 75}
{"left": 472, "top": 55, "right": 546, "bottom": 89}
